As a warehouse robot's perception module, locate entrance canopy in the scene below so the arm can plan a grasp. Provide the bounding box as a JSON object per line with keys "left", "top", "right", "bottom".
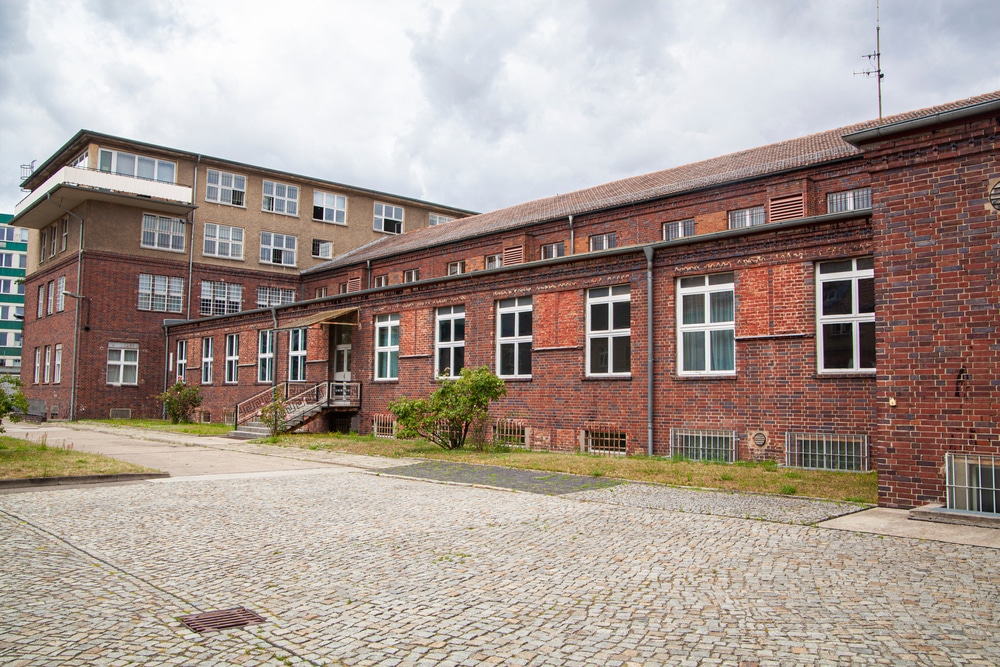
{"left": 276, "top": 307, "right": 359, "bottom": 330}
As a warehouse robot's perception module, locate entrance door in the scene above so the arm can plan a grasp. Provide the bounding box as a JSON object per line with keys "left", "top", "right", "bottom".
{"left": 333, "top": 326, "right": 352, "bottom": 397}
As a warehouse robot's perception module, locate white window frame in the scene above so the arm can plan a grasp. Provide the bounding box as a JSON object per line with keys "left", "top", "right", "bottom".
{"left": 497, "top": 296, "right": 532, "bottom": 379}
{"left": 56, "top": 276, "right": 65, "bottom": 312}
{"left": 203, "top": 223, "right": 244, "bottom": 260}
{"left": 677, "top": 273, "right": 736, "bottom": 376}
{"left": 256, "top": 286, "right": 296, "bottom": 308}
{"left": 258, "top": 330, "right": 275, "bottom": 383}
{"left": 447, "top": 261, "right": 466, "bottom": 276}
{"left": 435, "top": 305, "right": 465, "bottom": 378}
{"left": 374, "top": 203, "right": 404, "bottom": 234}
{"left": 141, "top": 214, "right": 186, "bottom": 252}
{"left": 53, "top": 344, "right": 62, "bottom": 384}
{"left": 587, "top": 285, "right": 631, "bottom": 376}
{"left": 372, "top": 274, "right": 389, "bottom": 288}
{"left": 225, "top": 333, "right": 239, "bottom": 384}
{"left": 107, "top": 342, "right": 139, "bottom": 386}
{"left": 61, "top": 218, "right": 68, "bottom": 251}
{"left": 313, "top": 191, "right": 346, "bottom": 224}
{"left": 43, "top": 345, "right": 51, "bottom": 383}
{"left": 200, "top": 281, "right": 242, "bottom": 316}
{"left": 46, "top": 281, "right": 54, "bottom": 315}
{"left": 827, "top": 188, "right": 872, "bottom": 214}
{"left": 728, "top": 206, "right": 766, "bottom": 229}
{"left": 540, "top": 242, "right": 565, "bottom": 260}
{"left": 288, "top": 328, "right": 307, "bottom": 382}
{"left": 663, "top": 219, "right": 695, "bottom": 241}
{"left": 201, "top": 337, "right": 214, "bottom": 384}
{"left": 98, "top": 148, "right": 176, "bottom": 183}
{"left": 403, "top": 269, "right": 419, "bottom": 283}
{"left": 176, "top": 340, "right": 187, "bottom": 382}
{"left": 429, "top": 213, "right": 454, "bottom": 226}
{"left": 816, "top": 257, "right": 875, "bottom": 374}
{"left": 485, "top": 253, "right": 502, "bottom": 270}
{"left": 260, "top": 232, "right": 297, "bottom": 266}
{"left": 138, "top": 274, "right": 184, "bottom": 313}
{"left": 312, "top": 239, "right": 333, "bottom": 259}
{"left": 262, "top": 180, "right": 299, "bottom": 216}
{"left": 33, "top": 347, "right": 40, "bottom": 383}
{"left": 205, "top": 169, "right": 247, "bottom": 207}
{"left": 375, "top": 314, "right": 399, "bottom": 380}
{"left": 36, "top": 285, "right": 44, "bottom": 318}
{"left": 589, "top": 232, "right": 616, "bottom": 252}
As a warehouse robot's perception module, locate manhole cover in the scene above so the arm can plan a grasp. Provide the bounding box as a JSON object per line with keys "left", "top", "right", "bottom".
{"left": 180, "top": 607, "right": 266, "bottom": 633}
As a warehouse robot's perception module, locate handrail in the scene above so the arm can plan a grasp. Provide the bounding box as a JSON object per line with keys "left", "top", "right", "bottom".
{"left": 234, "top": 381, "right": 362, "bottom": 430}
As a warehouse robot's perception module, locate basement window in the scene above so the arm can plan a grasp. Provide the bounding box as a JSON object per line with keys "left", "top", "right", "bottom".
{"left": 670, "top": 428, "right": 736, "bottom": 463}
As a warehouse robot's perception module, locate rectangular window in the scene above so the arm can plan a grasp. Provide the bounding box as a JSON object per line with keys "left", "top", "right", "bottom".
{"left": 46, "top": 281, "right": 54, "bottom": 315}
{"left": 436, "top": 305, "right": 465, "bottom": 378}
{"left": 0, "top": 253, "right": 16, "bottom": 268}
{"left": 946, "top": 453, "right": 999, "bottom": 514}
{"left": 540, "top": 242, "right": 565, "bottom": 259}
{"left": 587, "top": 429, "right": 627, "bottom": 456}
{"left": 374, "top": 203, "right": 404, "bottom": 234}
{"left": 816, "top": 257, "right": 875, "bottom": 373}
{"left": 589, "top": 232, "right": 616, "bottom": 251}
{"left": 728, "top": 206, "right": 766, "bottom": 229}
{"left": 37, "top": 285, "right": 44, "bottom": 318}
{"left": 69, "top": 150, "right": 88, "bottom": 169}
{"left": 200, "top": 280, "right": 242, "bottom": 316}
{"left": 258, "top": 330, "right": 275, "bottom": 383}
{"left": 403, "top": 269, "right": 419, "bottom": 283}
{"left": 447, "top": 261, "right": 466, "bottom": 276}
{"left": 99, "top": 149, "right": 175, "bottom": 183}
{"left": 429, "top": 213, "right": 454, "bottom": 226}
{"left": 39, "top": 229, "right": 46, "bottom": 262}
{"left": 260, "top": 232, "right": 297, "bottom": 266}
{"left": 141, "top": 214, "right": 186, "bottom": 252}
{"left": 107, "top": 342, "right": 139, "bottom": 386}
{"left": 203, "top": 223, "right": 244, "bottom": 259}
{"left": 256, "top": 286, "right": 296, "bottom": 308}
{"left": 663, "top": 219, "right": 695, "bottom": 241}
{"left": 312, "top": 239, "right": 333, "bottom": 259}
{"left": 49, "top": 223, "right": 57, "bottom": 257}
{"left": 33, "top": 347, "right": 40, "bottom": 383}
{"left": 485, "top": 253, "right": 502, "bottom": 270}
{"left": 53, "top": 345, "right": 62, "bottom": 384}
{"left": 338, "top": 282, "right": 349, "bottom": 294}
{"left": 289, "top": 328, "right": 307, "bottom": 382}
{"left": 138, "top": 274, "right": 184, "bottom": 313}
{"left": 369, "top": 274, "right": 387, "bottom": 288}
{"left": 262, "top": 180, "right": 299, "bottom": 216}
{"left": 56, "top": 276, "right": 65, "bottom": 312}
{"left": 61, "top": 218, "right": 68, "bottom": 251}
{"left": 786, "top": 432, "right": 869, "bottom": 472}
{"left": 587, "top": 285, "right": 631, "bottom": 376}
{"left": 205, "top": 169, "right": 246, "bottom": 207}
{"left": 313, "top": 191, "right": 346, "bottom": 224}
{"left": 677, "top": 273, "right": 735, "bottom": 375}
{"left": 225, "top": 333, "right": 239, "bottom": 384}
{"left": 670, "top": 428, "right": 736, "bottom": 462}
{"left": 176, "top": 340, "right": 187, "bottom": 382}
{"left": 827, "top": 187, "right": 872, "bottom": 214}
{"left": 497, "top": 296, "right": 532, "bottom": 378}
{"left": 43, "top": 346, "right": 51, "bottom": 383}
{"left": 375, "top": 314, "right": 399, "bottom": 380}
{"left": 201, "top": 337, "right": 213, "bottom": 384}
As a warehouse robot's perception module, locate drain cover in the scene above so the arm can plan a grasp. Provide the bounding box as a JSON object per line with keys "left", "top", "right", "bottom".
{"left": 180, "top": 607, "right": 266, "bottom": 633}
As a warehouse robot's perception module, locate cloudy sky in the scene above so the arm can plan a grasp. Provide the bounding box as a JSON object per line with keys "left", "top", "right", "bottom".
{"left": 1, "top": 0, "right": 998, "bottom": 215}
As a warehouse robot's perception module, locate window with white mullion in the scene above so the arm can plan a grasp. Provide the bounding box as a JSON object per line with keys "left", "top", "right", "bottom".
{"left": 374, "top": 203, "right": 404, "bottom": 234}
{"left": 497, "top": 296, "right": 532, "bottom": 378}
{"left": 435, "top": 306, "right": 465, "bottom": 378}
{"left": 587, "top": 285, "right": 631, "bottom": 376}
{"left": 289, "top": 328, "right": 307, "bottom": 382}
{"left": 256, "top": 286, "right": 296, "bottom": 308}
{"left": 203, "top": 223, "right": 244, "bottom": 259}
{"left": 225, "top": 333, "right": 239, "bottom": 384}
{"left": 262, "top": 180, "right": 299, "bottom": 216}
{"left": 98, "top": 149, "right": 176, "bottom": 183}
{"left": 728, "top": 206, "right": 765, "bottom": 229}
{"left": 258, "top": 330, "right": 275, "bottom": 383}
{"left": 201, "top": 337, "right": 214, "bottom": 384}
{"left": 827, "top": 188, "right": 872, "bottom": 214}
{"left": 107, "top": 343, "right": 139, "bottom": 386}
{"left": 205, "top": 169, "right": 247, "bottom": 207}
{"left": 138, "top": 274, "right": 184, "bottom": 313}
{"left": 176, "top": 340, "right": 187, "bottom": 382}
{"left": 141, "top": 214, "right": 186, "bottom": 252}
{"left": 816, "top": 257, "right": 875, "bottom": 373}
{"left": 313, "top": 191, "right": 347, "bottom": 224}
{"left": 375, "top": 314, "right": 399, "bottom": 380}
{"left": 200, "top": 280, "right": 242, "bottom": 316}
{"left": 260, "top": 232, "right": 297, "bottom": 266}
{"left": 677, "top": 273, "right": 735, "bottom": 375}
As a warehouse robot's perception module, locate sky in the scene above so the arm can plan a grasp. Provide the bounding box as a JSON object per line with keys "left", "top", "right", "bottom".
{"left": 1, "top": 0, "right": 998, "bottom": 215}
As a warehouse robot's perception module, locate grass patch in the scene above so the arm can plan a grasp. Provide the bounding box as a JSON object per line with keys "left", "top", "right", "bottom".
{"left": 0, "top": 435, "right": 158, "bottom": 480}
{"left": 82, "top": 418, "right": 232, "bottom": 436}
{"left": 254, "top": 431, "right": 877, "bottom": 503}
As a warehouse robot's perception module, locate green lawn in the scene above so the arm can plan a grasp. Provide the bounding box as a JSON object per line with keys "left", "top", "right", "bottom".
{"left": 0, "top": 435, "right": 158, "bottom": 480}
{"left": 83, "top": 418, "right": 233, "bottom": 436}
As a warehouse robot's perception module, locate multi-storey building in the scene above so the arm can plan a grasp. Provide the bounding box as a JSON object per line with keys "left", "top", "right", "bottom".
{"left": 11, "top": 131, "right": 473, "bottom": 420}
{"left": 160, "top": 90, "right": 1000, "bottom": 514}
{"left": 0, "top": 214, "right": 28, "bottom": 375}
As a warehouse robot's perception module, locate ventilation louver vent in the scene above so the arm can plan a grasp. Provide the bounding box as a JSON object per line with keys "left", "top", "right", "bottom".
{"left": 502, "top": 245, "right": 524, "bottom": 266}
{"left": 346, "top": 277, "right": 362, "bottom": 293}
{"left": 109, "top": 408, "right": 132, "bottom": 419}
{"left": 180, "top": 607, "right": 266, "bottom": 634}
{"left": 749, "top": 431, "right": 768, "bottom": 448}
{"left": 768, "top": 194, "right": 805, "bottom": 222}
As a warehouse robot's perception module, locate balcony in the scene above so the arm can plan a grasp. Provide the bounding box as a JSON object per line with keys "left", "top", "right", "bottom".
{"left": 12, "top": 166, "right": 195, "bottom": 229}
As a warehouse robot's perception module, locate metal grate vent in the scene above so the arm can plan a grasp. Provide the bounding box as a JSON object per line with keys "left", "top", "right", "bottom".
{"left": 109, "top": 408, "right": 132, "bottom": 419}
{"left": 180, "top": 607, "right": 266, "bottom": 633}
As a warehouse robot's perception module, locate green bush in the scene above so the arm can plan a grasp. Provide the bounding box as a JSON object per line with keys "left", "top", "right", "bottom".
{"left": 0, "top": 375, "right": 29, "bottom": 433}
{"left": 258, "top": 388, "right": 288, "bottom": 437}
{"left": 156, "top": 382, "right": 203, "bottom": 424}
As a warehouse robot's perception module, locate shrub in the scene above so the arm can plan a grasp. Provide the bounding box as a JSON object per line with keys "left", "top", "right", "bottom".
{"left": 258, "top": 388, "right": 288, "bottom": 437}
{"left": 0, "top": 375, "right": 29, "bottom": 433}
{"left": 157, "top": 382, "right": 203, "bottom": 424}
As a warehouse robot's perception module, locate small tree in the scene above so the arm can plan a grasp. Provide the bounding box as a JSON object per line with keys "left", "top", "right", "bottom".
{"left": 258, "top": 388, "right": 288, "bottom": 438}
{"left": 389, "top": 366, "right": 506, "bottom": 450}
{"left": 0, "top": 375, "right": 29, "bottom": 433}
{"left": 157, "top": 382, "right": 203, "bottom": 424}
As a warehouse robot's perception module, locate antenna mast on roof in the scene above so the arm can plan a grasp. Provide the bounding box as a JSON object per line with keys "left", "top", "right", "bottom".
{"left": 855, "top": 0, "right": 884, "bottom": 121}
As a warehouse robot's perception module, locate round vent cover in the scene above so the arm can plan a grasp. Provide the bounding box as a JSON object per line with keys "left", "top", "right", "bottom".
{"left": 751, "top": 431, "right": 768, "bottom": 448}
{"left": 990, "top": 181, "right": 1000, "bottom": 211}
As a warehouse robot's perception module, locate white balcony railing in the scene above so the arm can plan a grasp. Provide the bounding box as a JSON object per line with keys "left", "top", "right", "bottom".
{"left": 15, "top": 166, "right": 193, "bottom": 215}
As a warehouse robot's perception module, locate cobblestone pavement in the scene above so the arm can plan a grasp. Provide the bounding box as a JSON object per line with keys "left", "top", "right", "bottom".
{"left": 2, "top": 466, "right": 998, "bottom": 666}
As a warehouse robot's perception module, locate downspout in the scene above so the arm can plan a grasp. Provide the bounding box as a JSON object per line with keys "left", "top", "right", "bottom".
{"left": 270, "top": 306, "right": 279, "bottom": 387}
{"left": 186, "top": 155, "right": 201, "bottom": 319}
{"left": 366, "top": 260, "right": 372, "bottom": 289}
{"left": 45, "top": 194, "right": 84, "bottom": 421}
{"left": 643, "top": 246, "right": 654, "bottom": 456}
{"left": 568, "top": 215, "right": 574, "bottom": 255}
{"left": 162, "top": 323, "right": 171, "bottom": 419}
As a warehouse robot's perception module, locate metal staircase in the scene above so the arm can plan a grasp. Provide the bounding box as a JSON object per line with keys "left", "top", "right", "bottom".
{"left": 229, "top": 381, "right": 361, "bottom": 439}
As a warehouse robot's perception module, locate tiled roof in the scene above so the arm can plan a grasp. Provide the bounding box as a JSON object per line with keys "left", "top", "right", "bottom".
{"left": 305, "top": 90, "right": 1000, "bottom": 274}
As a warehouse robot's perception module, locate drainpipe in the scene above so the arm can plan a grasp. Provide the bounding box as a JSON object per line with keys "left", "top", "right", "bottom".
{"left": 270, "top": 306, "right": 279, "bottom": 387}
{"left": 45, "top": 194, "right": 85, "bottom": 421}
{"left": 366, "top": 259, "right": 372, "bottom": 289}
{"left": 568, "top": 215, "right": 574, "bottom": 255}
{"left": 644, "top": 246, "right": 654, "bottom": 456}
{"left": 186, "top": 155, "right": 201, "bottom": 319}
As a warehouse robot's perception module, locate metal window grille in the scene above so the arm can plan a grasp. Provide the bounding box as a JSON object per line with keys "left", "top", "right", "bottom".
{"left": 372, "top": 414, "right": 396, "bottom": 439}
{"left": 946, "top": 453, "right": 999, "bottom": 514}
{"left": 785, "top": 432, "right": 869, "bottom": 472}
{"left": 494, "top": 419, "right": 527, "bottom": 448}
{"left": 827, "top": 188, "right": 872, "bottom": 214}
{"left": 587, "top": 429, "right": 626, "bottom": 456}
{"left": 670, "top": 428, "right": 736, "bottom": 462}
